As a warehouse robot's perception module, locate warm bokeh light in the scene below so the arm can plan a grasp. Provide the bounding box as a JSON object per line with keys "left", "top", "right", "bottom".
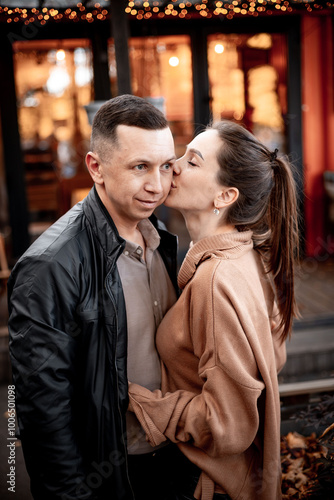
{"left": 56, "top": 49, "right": 66, "bottom": 61}
{"left": 13, "top": 39, "right": 93, "bottom": 148}
{"left": 247, "top": 33, "right": 272, "bottom": 50}
{"left": 214, "top": 43, "right": 224, "bottom": 54}
{"left": 46, "top": 66, "right": 70, "bottom": 96}
{"left": 248, "top": 65, "right": 283, "bottom": 130}
{"left": 122, "top": 34, "right": 193, "bottom": 157}
{"left": 169, "top": 56, "right": 179, "bottom": 67}
{"left": 0, "top": 1, "right": 333, "bottom": 25}
{"left": 208, "top": 35, "right": 245, "bottom": 123}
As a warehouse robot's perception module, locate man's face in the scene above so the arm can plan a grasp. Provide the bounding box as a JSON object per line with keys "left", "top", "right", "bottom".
{"left": 88, "top": 125, "right": 176, "bottom": 227}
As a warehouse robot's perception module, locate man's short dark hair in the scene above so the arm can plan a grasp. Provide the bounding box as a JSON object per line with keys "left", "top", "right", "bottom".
{"left": 91, "top": 94, "right": 168, "bottom": 159}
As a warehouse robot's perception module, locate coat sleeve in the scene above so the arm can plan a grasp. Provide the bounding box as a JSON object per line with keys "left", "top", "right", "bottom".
{"left": 129, "top": 261, "right": 267, "bottom": 458}
{"left": 8, "top": 256, "right": 95, "bottom": 500}
{"left": 271, "top": 302, "right": 287, "bottom": 373}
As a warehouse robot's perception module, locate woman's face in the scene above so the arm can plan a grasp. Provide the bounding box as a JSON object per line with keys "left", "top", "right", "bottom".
{"left": 165, "top": 129, "right": 223, "bottom": 213}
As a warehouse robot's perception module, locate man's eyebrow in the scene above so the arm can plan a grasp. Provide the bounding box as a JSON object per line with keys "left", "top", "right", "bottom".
{"left": 163, "top": 155, "right": 177, "bottom": 163}
{"left": 189, "top": 148, "right": 204, "bottom": 160}
{"left": 128, "top": 155, "right": 177, "bottom": 164}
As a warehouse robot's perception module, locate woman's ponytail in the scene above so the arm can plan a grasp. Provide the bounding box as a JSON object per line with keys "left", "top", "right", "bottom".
{"left": 267, "top": 154, "right": 300, "bottom": 341}
{"left": 211, "top": 120, "right": 300, "bottom": 341}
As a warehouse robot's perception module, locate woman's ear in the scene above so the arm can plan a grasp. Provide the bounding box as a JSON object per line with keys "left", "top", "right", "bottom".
{"left": 215, "top": 187, "right": 239, "bottom": 209}
{"left": 86, "top": 152, "right": 104, "bottom": 185}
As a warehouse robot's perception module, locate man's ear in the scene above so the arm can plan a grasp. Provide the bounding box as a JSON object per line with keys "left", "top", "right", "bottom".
{"left": 86, "top": 152, "right": 104, "bottom": 185}
{"left": 215, "top": 187, "right": 239, "bottom": 209}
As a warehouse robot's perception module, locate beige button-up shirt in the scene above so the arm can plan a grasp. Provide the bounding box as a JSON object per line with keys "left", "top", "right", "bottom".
{"left": 117, "top": 219, "right": 177, "bottom": 454}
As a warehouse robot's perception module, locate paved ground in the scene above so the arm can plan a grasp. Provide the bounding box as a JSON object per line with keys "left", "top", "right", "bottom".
{"left": 294, "top": 255, "right": 334, "bottom": 322}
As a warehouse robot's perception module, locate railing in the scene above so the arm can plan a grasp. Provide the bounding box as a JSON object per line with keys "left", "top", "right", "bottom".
{"left": 279, "top": 378, "right": 334, "bottom": 397}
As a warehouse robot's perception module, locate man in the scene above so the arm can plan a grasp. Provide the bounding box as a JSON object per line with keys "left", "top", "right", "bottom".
{"left": 8, "top": 95, "right": 178, "bottom": 500}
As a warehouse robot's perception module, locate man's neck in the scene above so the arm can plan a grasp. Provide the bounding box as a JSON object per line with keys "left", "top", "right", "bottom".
{"left": 119, "top": 224, "right": 145, "bottom": 245}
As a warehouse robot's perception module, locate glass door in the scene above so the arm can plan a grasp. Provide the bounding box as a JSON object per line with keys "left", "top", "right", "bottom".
{"left": 207, "top": 32, "right": 288, "bottom": 152}
{"left": 109, "top": 34, "right": 194, "bottom": 157}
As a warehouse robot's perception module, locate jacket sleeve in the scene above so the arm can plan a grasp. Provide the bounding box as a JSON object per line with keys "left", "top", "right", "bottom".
{"left": 129, "top": 262, "right": 268, "bottom": 458}
{"left": 8, "top": 256, "right": 94, "bottom": 500}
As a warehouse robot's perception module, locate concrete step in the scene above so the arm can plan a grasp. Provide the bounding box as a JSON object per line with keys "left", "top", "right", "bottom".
{"left": 280, "top": 326, "right": 334, "bottom": 381}
{"left": 279, "top": 377, "right": 334, "bottom": 397}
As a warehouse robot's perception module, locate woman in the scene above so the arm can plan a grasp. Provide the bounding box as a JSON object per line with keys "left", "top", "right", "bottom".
{"left": 128, "top": 120, "right": 299, "bottom": 500}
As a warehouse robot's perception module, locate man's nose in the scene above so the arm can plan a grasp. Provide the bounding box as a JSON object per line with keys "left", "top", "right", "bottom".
{"left": 146, "top": 170, "right": 163, "bottom": 193}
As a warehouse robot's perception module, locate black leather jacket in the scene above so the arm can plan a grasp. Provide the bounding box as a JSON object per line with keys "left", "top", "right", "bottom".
{"left": 8, "top": 187, "right": 178, "bottom": 500}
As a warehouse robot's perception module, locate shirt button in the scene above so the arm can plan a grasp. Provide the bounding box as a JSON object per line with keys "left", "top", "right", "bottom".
{"left": 136, "top": 248, "right": 142, "bottom": 255}
{"left": 124, "top": 250, "right": 129, "bottom": 256}
{"left": 154, "top": 301, "right": 158, "bottom": 306}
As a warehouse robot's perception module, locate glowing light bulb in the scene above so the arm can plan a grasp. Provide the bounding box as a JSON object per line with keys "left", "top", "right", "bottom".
{"left": 169, "top": 56, "right": 179, "bottom": 67}
{"left": 214, "top": 44, "right": 224, "bottom": 54}
{"left": 56, "top": 49, "right": 66, "bottom": 61}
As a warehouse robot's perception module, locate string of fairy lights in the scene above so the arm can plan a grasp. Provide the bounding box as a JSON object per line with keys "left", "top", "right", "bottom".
{"left": 0, "top": 1, "right": 333, "bottom": 25}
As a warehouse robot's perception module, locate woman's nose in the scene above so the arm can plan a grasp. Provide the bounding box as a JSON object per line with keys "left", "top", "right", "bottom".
{"left": 173, "top": 159, "right": 182, "bottom": 176}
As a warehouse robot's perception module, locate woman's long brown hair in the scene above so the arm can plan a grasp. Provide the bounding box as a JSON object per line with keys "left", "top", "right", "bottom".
{"left": 211, "top": 120, "right": 300, "bottom": 341}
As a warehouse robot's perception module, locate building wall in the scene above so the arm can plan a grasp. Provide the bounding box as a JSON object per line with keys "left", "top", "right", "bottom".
{"left": 301, "top": 14, "right": 334, "bottom": 256}
{"left": 1, "top": 12, "right": 334, "bottom": 259}
{"left": 0, "top": 116, "right": 9, "bottom": 232}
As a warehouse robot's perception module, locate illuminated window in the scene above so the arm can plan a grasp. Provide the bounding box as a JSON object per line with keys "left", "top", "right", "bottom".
{"left": 208, "top": 33, "right": 288, "bottom": 151}
{"left": 108, "top": 35, "right": 194, "bottom": 156}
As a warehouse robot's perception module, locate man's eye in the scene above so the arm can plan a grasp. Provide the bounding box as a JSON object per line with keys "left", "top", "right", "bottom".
{"left": 161, "top": 164, "right": 172, "bottom": 171}
{"left": 135, "top": 164, "right": 146, "bottom": 170}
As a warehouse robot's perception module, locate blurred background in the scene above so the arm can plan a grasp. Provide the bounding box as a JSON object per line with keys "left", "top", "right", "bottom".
{"left": 0, "top": 1, "right": 333, "bottom": 497}
{"left": 0, "top": 0, "right": 333, "bottom": 263}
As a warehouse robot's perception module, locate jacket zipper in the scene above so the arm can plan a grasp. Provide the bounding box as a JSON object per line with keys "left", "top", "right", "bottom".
{"left": 106, "top": 277, "right": 135, "bottom": 500}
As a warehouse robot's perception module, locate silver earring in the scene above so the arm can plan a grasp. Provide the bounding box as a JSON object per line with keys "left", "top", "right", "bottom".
{"left": 213, "top": 208, "right": 220, "bottom": 216}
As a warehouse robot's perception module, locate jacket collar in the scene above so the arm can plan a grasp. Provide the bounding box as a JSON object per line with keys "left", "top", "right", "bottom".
{"left": 82, "top": 186, "right": 126, "bottom": 262}
{"left": 178, "top": 230, "right": 253, "bottom": 289}
{"left": 82, "top": 186, "right": 177, "bottom": 271}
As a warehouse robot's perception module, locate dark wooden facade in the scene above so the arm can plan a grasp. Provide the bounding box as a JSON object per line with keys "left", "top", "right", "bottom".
{"left": 0, "top": 10, "right": 333, "bottom": 259}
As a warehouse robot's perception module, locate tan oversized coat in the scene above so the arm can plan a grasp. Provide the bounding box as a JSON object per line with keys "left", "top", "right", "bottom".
{"left": 129, "top": 231, "right": 286, "bottom": 500}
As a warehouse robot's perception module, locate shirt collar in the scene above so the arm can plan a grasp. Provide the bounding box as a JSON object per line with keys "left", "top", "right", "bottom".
{"left": 122, "top": 219, "right": 161, "bottom": 258}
